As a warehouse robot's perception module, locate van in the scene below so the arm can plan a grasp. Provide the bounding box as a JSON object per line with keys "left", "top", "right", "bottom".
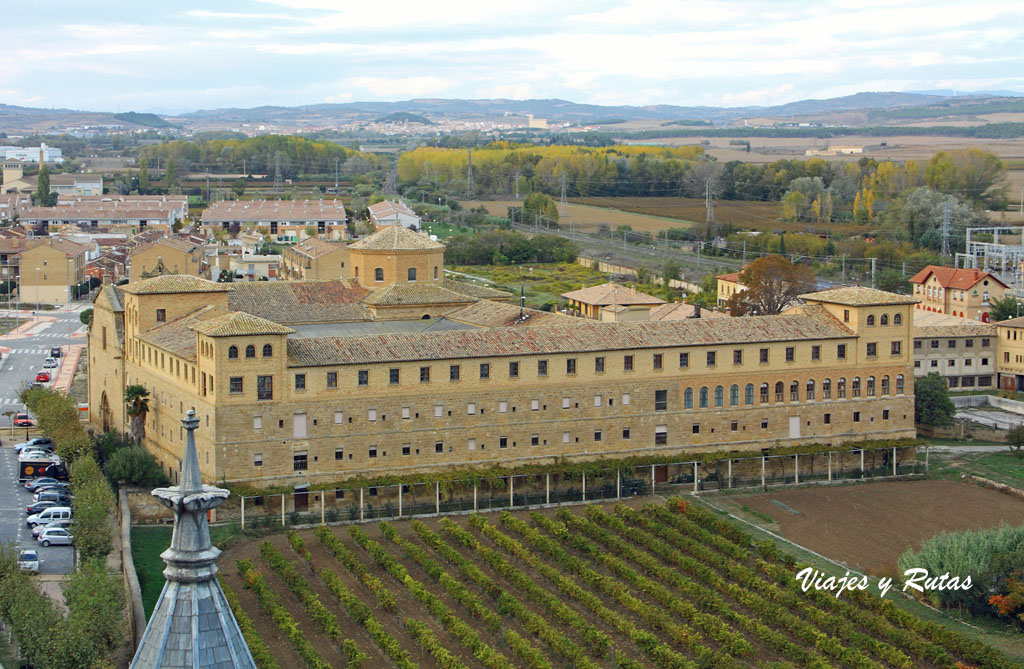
{"left": 26, "top": 506, "right": 72, "bottom": 528}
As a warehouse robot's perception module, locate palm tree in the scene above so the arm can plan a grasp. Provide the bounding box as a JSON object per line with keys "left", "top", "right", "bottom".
{"left": 124, "top": 385, "right": 150, "bottom": 445}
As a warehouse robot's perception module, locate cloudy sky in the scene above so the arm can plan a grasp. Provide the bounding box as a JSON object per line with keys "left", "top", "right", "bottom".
{"left": 3, "top": 0, "right": 1023, "bottom": 112}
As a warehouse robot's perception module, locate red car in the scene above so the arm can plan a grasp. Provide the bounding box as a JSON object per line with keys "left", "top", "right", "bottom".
{"left": 35, "top": 372, "right": 50, "bottom": 383}
{"left": 13, "top": 413, "right": 33, "bottom": 427}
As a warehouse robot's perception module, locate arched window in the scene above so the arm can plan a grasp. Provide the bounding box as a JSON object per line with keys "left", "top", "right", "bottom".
{"left": 866, "top": 314, "right": 875, "bottom": 326}
{"left": 263, "top": 344, "right": 273, "bottom": 357}
{"left": 806, "top": 379, "right": 815, "bottom": 400}
{"left": 434, "top": 266, "right": 439, "bottom": 280}
{"left": 374, "top": 268, "right": 384, "bottom": 282}
{"left": 881, "top": 375, "right": 890, "bottom": 395}
{"left": 774, "top": 381, "right": 784, "bottom": 402}
{"left": 714, "top": 386, "right": 724, "bottom": 407}
{"left": 867, "top": 376, "right": 876, "bottom": 396}
{"left": 699, "top": 387, "right": 709, "bottom": 408}
{"left": 893, "top": 313, "right": 902, "bottom": 325}
{"left": 745, "top": 384, "right": 754, "bottom": 405}
{"left": 729, "top": 384, "right": 739, "bottom": 406}
{"left": 852, "top": 377, "right": 861, "bottom": 397}
{"left": 408, "top": 267, "right": 417, "bottom": 282}
{"left": 245, "top": 344, "right": 256, "bottom": 359}
{"left": 880, "top": 314, "right": 889, "bottom": 326}
{"left": 790, "top": 381, "right": 799, "bottom": 402}
{"left": 896, "top": 374, "right": 905, "bottom": 394}
{"left": 228, "top": 345, "right": 238, "bottom": 359}
{"left": 822, "top": 378, "right": 831, "bottom": 399}
{"left": 760, "top": 383, "right": 769, "bottom": 403}
{"left": 683, "top": 388, "right": 693, "bottom": 409}
{"left": 837, "top": 377, "right": 846, "bottom": 398}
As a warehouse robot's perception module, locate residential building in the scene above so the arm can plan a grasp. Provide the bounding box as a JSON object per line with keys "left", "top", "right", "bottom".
{"left": 201, "top": 200, "right": 348, "bottom": 242}
{"left": 348, "top": 224, "right": 445, "bottom": 285}
{"left": 716, "top": 272, "right": 744, "bottom": 307}
{"left": 648, "top": 302, "right": 729, "bottom": 321}
{"left": 88, "top": 226, "right": 917, "bottom": 488}
{"left": 18, "top": 237, "right": 90, "bottom": 305}
{"left": 0, "top": 237, "right": 44, "bottom": 282}
{"left": 18, "top": 199, "right": 179, "bottom": 234}
{"left": 913, "top": 316, "right": 996, "bottom": 390}
{"left": 909, "top": 265, "right": 1006, "bottom": 322}
{"left": 280, "top": 237, "right": 348, "bottom": 281}
{"left": 59, "top": 195, "right": 188, "bottom": 220}
{"left": 561, "top": 282, "right": 665, "bottom": 320}
{"left": 129, "top": 237, "right": 206, "bottom": 281}
{"left": 995, "top": 316, "right": 1024, "bottom": 390}
{"left": 368, "top": 200, "right": 420, "bottom": 229}
{"left": 229, "top": 255, "right": 280, "bottom": 281}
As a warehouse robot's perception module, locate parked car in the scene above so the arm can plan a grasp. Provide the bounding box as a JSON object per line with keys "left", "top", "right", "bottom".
{"left": 33, "top": 483, "right": 71, "bottom": 496}
{"left": 27, "top": 507, "right": 71, "bottom": 528}
{"left": 50, "top": 347, "right": 61, "bottom": 358}
{"left": 13, "top": 413, "right": 34, "bottom": 427}
{"left": 38, "top": 528, "right": 73, "bottom": 547}
{"left": 20, "top": 450, "right": 57, "bottom": 461}
{"left": 25, "top": 477, "right": 66, "bottom": 492}
{"left": 17, "top": 550, "right": 39, "bottom": 573}
{"left": 14, "top": 437, "right": 52, "bottom": 453}
{"left": 35, "top": 372, "right": 50, "bottom": 383}
{"left": 42, "top": 357, "right": 58, "bottom": 369}
{"left": 32, "top": 519, "right": 71, "bottom": 538}
{"left": 33, "top": 491, "right": 72, "bottom": 506}
{"left": 26, "top": 500, "right": 59, "bottom": 515}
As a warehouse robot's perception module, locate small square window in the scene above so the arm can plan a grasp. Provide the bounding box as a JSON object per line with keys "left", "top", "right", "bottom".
{"left": 882, "top": 410, "right": 890, "bottom": 420}
{"left": 335, "top": 448, "right": 344, "bottom": 460}
{"left": 914, "top": 340, "right": 922, "bottom": 349}
{"left": 480, "top": 363, "right": 490, "bottom": 379}
{"left": 389, "top": 368, "right": 400, "bottom": 385}
{"left": 253, "top": 453, "right": 263, "bottom": 466}
{"left": 692, "top": 424, "right": 700, "bottom": 434}
{"left": 982, "top": 338, "right": 990, "bottom": 347}
{"left": 402, "top": 444, "right": 411, "bottom": 456}
{"left": 531, "top": 434, "right": 539, "bottom": 445}
{"left": 866, "top": 343, "right": 877, "bottom": 357}
{"left": 761, "top": 419, "right": 768, "bottom": 429}
{"left": 295, "top": 374, "right": 306, "bottom": 390}
{"left": 369, "top": 446, "right": 377, "bottom": 458}
{"left": 811, "top": 345, "right": 820, "bottom": 361}
{"left": 891, "top": 341, "right": 901, "bottom": 355}
{"left": 824, "top": 413, "right": 831, "bottom": 424}
{"left": 293, "top": 452, "right": 308, "bottom": 471}
{"left": 156, "top": 309, "right": 166, "bottom": 323}
{"left": 653, "top": 353, "right": 663, "bottom": 370}
{"left": 358, "top": 370, "right": 368, "bottom": 386}
{"left": 229, "top": 377, "right": 243, "bottom": 394}
{"left": 656, "top": 427, "right": 668, "bottom": 444}
{"left": 837, "top": 344, "right": 847, "bottom": 360}
{"left": 730, "top": 421, "right": 738, "bottom": 432}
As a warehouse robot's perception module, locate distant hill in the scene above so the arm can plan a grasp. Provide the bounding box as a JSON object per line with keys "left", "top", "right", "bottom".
{"left": 376, "top": 111, "right": 434, "bottom": 125}
{"left": 113, "top": 111, "right": 178, "bottom": 128}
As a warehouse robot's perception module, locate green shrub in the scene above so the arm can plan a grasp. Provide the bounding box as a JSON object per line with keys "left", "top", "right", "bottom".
{"left": 104, "top": 445, "right": 170, "bottom": 487}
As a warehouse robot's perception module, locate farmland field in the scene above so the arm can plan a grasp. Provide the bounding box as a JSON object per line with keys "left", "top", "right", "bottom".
{"left": 219, "top": 497, "right": 1014, "bottom": 668}
{"left": 460, "top": 199, "right": 696, "bottom": 235}
{"left": 727, "top": 480, "right": 1024, "bottom": 574}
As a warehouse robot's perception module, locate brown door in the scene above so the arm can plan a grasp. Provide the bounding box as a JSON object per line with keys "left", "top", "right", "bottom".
{"left": 294, "top": 486, "right": 309, "bottom": 512}
{"left": 654, "top": 465, "right": 668, "bottom": 483}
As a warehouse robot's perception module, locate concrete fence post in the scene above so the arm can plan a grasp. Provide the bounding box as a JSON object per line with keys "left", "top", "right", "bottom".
{"left": 240, "top": 496, "right": 245, "bottom": 529}
{"left": 651, "top": 465, "right": 656, "bottom": 494}
{"left": 582, "top": 471, "right": 587, "bottom": 501}
{"left": 693, "top": 462, "right": 698, "bottom": 494}
{"left": 435, "top": 481, "right": 440, "bottom": 514}
{"left": 828, "top": 452, "right": 832, "bottom": 482}
{"left": 728, "top": 459, "right": 733, "bottom": 489}
{"left": 280, "top": 494, "right": 285, "bottom": 527}
{"left": 892, "top": 447, "right": 897, "bottom": 477}
{"left": 509, "top": 476, "right": 514, "bottom": 508}
{"left": 794, "top": 454, "right": 799, "bottom": 485}
{"left": 398, "top": 485, "right": 403, "bottom": 517}
{"left": 320, "top": 493, "right": 325, "bottom": 525}
{"left": 761, "top": 456, "right": 766, "bottom": 489}
{"left": 474, "top": 483, "right": 478, "bottom": 511}
{"left": 545, "top": 473, "right": 550, "bottom": 505}
{"left": 616, "top": 469, "right": 621, "bottom": 499}
{"left": 860, "top": 449, "right": 865, "bottom": 478}
{"left": 360, "top": 488, "right": 364, "bottom": 522}
{"left": 925, "top": 446, "right": 930, "bottom": 475}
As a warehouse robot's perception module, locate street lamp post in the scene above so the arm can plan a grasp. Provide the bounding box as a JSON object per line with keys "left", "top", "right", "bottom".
{"left": 12, "top": 275, "right": 19, "bottom": 331}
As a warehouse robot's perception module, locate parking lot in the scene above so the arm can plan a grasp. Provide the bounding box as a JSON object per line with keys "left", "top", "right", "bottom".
{"left": 0, "top": 443, "right": 74, "bottom": 575}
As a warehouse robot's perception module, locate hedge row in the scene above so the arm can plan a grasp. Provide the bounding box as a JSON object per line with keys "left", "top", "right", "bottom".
{"left": 218, "top": 574, "right": 279, "bottom": 669}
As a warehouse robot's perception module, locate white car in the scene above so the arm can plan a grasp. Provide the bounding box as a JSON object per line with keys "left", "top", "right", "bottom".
{"left": 37, "top": 528, "right": 73, "bottom": 547}
{"left": 42, "top": 358, "right": 58, "bottom": 369}
{"left": 17, "top": 549, "right": 39, "bottom": 573}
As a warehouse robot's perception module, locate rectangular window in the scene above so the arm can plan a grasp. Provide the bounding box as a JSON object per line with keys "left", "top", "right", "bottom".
{"left": 853, "top": 412, "right": 860, "bottom": 423}
{"left": 450, "top": 365, "right": 460, "bottom": 381}
{"left": 679, "top": 352, "right": 689, "bottom": 368}
{"left": 566, "top": 358, "right": 577, "bottom": 375}
{"left": 401, "top": 407, "right": 410, "bottom": 419}
{"left": 653, "top": 353, "right": 663, "bottom": 370}
{"left": 622, "top": 428, "right": 630, "bottom": 439}
{"left": 334, "top": 411, "right": 343, "bottom": 424}
{"left": 594, "top": 430, "right": 602, "bottom": 442}
{"left": 435, "top": 442, "right": 443, "bottom": 453}
{"left": 467, "top": 403, "right": 476, "bottom": 415}
{"left": 509, "top": 361, "right": 519, "bottom": 378}
{"left": 706, "top": 351, "right": 716, "bottom": 367}
{"left": 530, "top": 399, "right": 539, "bottom": 411}
{"left": 654, "top": 389, "right": 668, "bottom": 412}
{"left": 624, "top": 355, "right": 633, "bottom": 371}
{"left": 293, "top": 452, "right": 308, "bottom": 471}
{"left": 229, "top": 377, "right": 243, "bottom": 394}
{"left": 326, "top": 371, "right": 337, "bottom": 388}
{"left": 420, "top": 366, "right": 430, "bottom": 383}
{"left": 761, "top": 419, "right": 768, "bottom": 429}
{"left": 914, "top": 340, "right": 922, "bottom": 349}
{"left": 837, "top": 344, "right": 846, "bottom": 360}
{"left": 785, "top": 347, "right": 794, "bottom": 362}
{"left": 733, "top": 349, "right": 742, "bottom": 365}
{"left": 882, "top": 410, "right": 890, "bottom": 420}
{"left": 468, "top": 439, "right": 476, "bottom": 451}
{"left": 253, "top": 416, "right": 262, "bottom": 430}
{"left": 156, "top": 309, "right": 166, "bottom": 323}
{"left": 479, "top": 363, "right": 490, "bottom": 379}
{"left": 622, "top": 393, "right": 630, "bottom": 405}
{"left": 368, "top": 409, "right": 377, "bottom": 422}
{"left": 656, "top": 426, "right": 668, "bottom": 443}
{"left": 500, "top": 437, "right": 508, "bottom": 448}
{"left": 930, "top": 340, "right": 939, "bottom": 349}
{"left": 593, "top": 395, "right": 602, "bottom": 407}
{"left": 335, "top": 448, "right": 344, "bottom": 460}
{"left": 389, "top": 368, "right": 400, "bottom": 385}
{"left": 595, "top": 357, "right": 605, "bottom": 373}
{"left": 891, "top": 341, "right": 901, "bottom": 355}
{"left": 253, "top": 453, "right": 263, "bottom": 467}
{"left": 982, "top": 338, "right": 990, "bottom": 347}
{"left": 538, "top": 360, "right": 548, "bottom": 377}
{"left": 730, "top": 421, "right": 738, "bottom": 432}
{"left": 402, "top": 444, "right": 411, "bottom": 456}
{"left": 499, "top": 401, "right": 508, "bottom": 413}
{"left": 358, "top": 370, "right": 368, "bottom": 386}
{"left": 562, "top": 431, "right": 570, "bottom": 444}
{"left": 866, "top": 343, "right": 876, "bottom": 357}
{"left": 948, "top": 339, "right": 956, "bottom": 349}
{"left": 531, "top": 434, "right": 540, "bottom": 446}
{"left": 369, "top": 446, "right": 377, "bottom": 458}
{"left": 434, "top": 404, "right": 443, "bottom": 417}
{"left": 949, "top": 376, "right": 960, "bottom": 388}
{"left": 965, "top": 339, "right": 974, "bottom": 348}
{"left": 257, "top": 375, "right": 273, "bottom": 400}
{"left": 979, "top": 375, "right": 992, "bottom": 386}
{"left": 843, "top": 309, "right": 850, "bottom": 322}
{"left": 824, "top": 413, "right": 831, "bottom": 424}
{"left": 562, "top": 397, "right": 571, "bottom": 409}
{"left": 295, "top": 374, "right": 306, "bottom": 390}
{"left": 982, "top": 357, "right": 989, "bottom": 366}
{"left": 962, "top": 376, "right": 976, "bottom": 387}
{"left": 811, "top": 345, "right": 820, "bottom": 361}
{"left": 760, "top": 348, "right": 769, "bottom": 363}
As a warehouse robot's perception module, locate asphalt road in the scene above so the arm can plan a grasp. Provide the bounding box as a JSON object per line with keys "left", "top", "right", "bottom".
{"left": 0, "top": 445, "right": 75, "bottom": 574}
{"left": 0, "top": 306, "right": 88, "bottom": 429}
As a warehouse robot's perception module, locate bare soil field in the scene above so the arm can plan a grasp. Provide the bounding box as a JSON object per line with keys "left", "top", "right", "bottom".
{"left": 461, "top": 198, "right": 694, "bottom": 233}
{"left": 729, "top": 479, "right": 1024, "bottom": 574}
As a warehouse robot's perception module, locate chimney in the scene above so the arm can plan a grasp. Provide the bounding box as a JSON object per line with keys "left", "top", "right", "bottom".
{"left": 693, "top": 304, "right": 702, "bottom": 318}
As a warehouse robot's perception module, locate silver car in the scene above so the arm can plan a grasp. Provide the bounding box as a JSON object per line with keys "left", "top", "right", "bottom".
{"left": 17, "top": 549, "right": 39, "bottom": 573}
{"left": 32, "top": 519, "right": 71, "bottom": 538}
{"left": 42, "top": 358, "right": 58, "bottom": 369}
{"left": 37, "top": 528, "right": 73, "bottom": 547}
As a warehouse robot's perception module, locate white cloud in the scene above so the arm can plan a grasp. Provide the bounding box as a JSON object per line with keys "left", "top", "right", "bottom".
{"left": 719, "top": 84, "right": 796, "bottom": 107}
{"left": 342, "top": 76, "right": 456, "bottom": 98}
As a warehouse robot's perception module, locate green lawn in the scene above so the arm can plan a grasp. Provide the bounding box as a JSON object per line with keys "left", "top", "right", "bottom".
{"left": 971, "top": 451, "right": 1024, "bottom": 484}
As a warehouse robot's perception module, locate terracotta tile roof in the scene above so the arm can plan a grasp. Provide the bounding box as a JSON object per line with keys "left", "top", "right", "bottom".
{"left": 914, "top": 323, "right": 996, "bottom": 338}
{"left": 0, "top": 237, "right": 44, "bottom": 253}
{"left": 228, "top": 280, "right": 372, "bottom": 324}
{"left": 288, "top": 237, "right": 347, "bottom": 259}
{"left": 368, "top": 199, "right": 417, "bottom": 219}
{"left": 286, "top": 309, "right": 854, "bottom": 367}
{"left": 189, "top": 311, "right": 295, "bottom": 337}
{"left": 445, "top": 300, "right": 577, "bottom": 328}
{"left": 349, "top": 225, "right": 444, "bottom": 251}
{"left": 800, "top": 286, "right": 918, "bottom": 306}
{"left": 995, "top": 316, "right": 1024, "bottom": 328}
{"left": 129, "top": 237, "right": 200, "bottom": 256}
{"left": 649, "top": 302, "right": 729, "bottom": 321}
{"left": 441, "top": 278, "right": 512, "bottom": 300}
{"left": 120, "top": 274, "right": 231, "bottom": 295}
{"left": 363, "top": 283, "right": 476, "bottom": 306}
{"left": 139, "top": 306, "right": 228, "bottom": 360}
{"left": 561, "top": 282, "right": 665, "bottom": 306}
{"left": 716, "top": 272, "right": 741, "bottom": 282}
{"left": 908, "top": 265, "right": 1008, "bottom": 290}
{"left": 201, "top": 199, "right": 347, "bottom": 223}
{"left": 20, "top": 236, "right": 90, "bottom": 257}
